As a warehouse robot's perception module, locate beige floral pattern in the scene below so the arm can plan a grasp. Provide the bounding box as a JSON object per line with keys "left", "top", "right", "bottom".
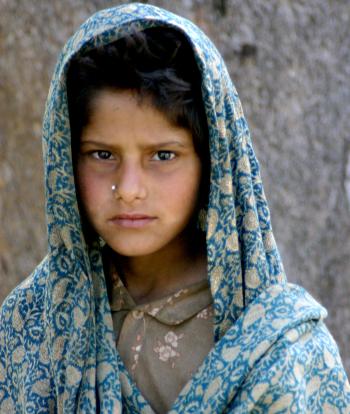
{"left": 130, "top": 333, "right": 143, "bottom": 372}
{"left": 154, "top": 344, "right": 178, "bottom": 362}
{"left": 154, "top": 331, "right": 184, "bottom": 368}
{"left": 196, "top": 306, "right": 213, "bottom": 320}
{"left": 164, "top": 331, "right": 183, "bottom": 347}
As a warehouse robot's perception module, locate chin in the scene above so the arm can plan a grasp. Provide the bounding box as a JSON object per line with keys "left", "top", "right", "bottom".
{"left": 106, "top": 240, "right": 164, "bottom": 258}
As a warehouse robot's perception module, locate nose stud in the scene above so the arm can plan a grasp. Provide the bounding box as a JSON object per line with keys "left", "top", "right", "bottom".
{"left": 111, "top": 184, "right": 118, "bottom": 198}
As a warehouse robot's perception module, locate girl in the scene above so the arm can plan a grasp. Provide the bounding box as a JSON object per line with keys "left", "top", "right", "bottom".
{"left": 0, "top": 3, "right": 349, "bottom": 413}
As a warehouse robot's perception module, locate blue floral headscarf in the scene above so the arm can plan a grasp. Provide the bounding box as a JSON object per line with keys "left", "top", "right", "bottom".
{"left": 1, "top": 3, "right": 349, "bottom": 413}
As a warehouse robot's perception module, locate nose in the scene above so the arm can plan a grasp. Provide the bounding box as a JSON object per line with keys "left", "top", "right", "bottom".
{"left": 114, "top": 160, "right": 147, "bottom": 204}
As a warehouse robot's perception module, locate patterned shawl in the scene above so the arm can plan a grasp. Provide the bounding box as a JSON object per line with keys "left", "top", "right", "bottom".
{"left": 1, "top": 3, "right": 349, "bottom": 413}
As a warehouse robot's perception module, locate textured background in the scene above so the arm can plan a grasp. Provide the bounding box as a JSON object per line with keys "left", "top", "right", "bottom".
{"left": 1, "top": 0, "right": 349, "bottom": 375}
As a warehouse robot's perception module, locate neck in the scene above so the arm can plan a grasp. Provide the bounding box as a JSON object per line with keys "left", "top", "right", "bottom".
{"left": 113, "top": 230, "right": 207, "bottom": 304}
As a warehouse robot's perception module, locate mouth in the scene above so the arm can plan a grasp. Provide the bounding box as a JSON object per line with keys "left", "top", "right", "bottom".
{"left": 109, "top": 214, "right": 157, "bottom": 229}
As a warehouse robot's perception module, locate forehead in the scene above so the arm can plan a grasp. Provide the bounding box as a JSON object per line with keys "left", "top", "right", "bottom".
{"left": 81, "top": 89, "right": 194, "bottom": 147}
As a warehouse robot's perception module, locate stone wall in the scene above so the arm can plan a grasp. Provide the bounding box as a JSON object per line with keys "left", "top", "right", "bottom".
{"left": 1, "top": 0, "right": 349, "bottom": 374}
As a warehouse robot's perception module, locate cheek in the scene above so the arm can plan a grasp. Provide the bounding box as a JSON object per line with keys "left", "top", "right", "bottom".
{"left": 161, "top": 163, "right": 201, "bottom": 219}
{"left": 76, "top": 167, "right": 106, "bottom": 218}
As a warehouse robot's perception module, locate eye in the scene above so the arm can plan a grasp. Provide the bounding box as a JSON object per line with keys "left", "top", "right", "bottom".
{"left": 91, "top": 150, "right": 114, "bottom": 160}
{"left": 152, "top": 151, "right": 176, "bottom": 161}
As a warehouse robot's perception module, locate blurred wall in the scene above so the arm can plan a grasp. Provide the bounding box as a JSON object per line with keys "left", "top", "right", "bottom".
{"left": 1, "top": 0, "right": 349, "bottom": 374}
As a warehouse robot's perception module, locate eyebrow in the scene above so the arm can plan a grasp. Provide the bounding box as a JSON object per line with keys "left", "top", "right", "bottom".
{"left": 79, "top": 140, "right": 188, "bottom": 150}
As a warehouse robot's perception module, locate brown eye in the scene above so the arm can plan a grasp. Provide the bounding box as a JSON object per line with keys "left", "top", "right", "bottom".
{"left": 152, "top": 151, "right": 176, "bottom": 161}
{"left": 92, "top": 150, "right": 113, "bottom": 160}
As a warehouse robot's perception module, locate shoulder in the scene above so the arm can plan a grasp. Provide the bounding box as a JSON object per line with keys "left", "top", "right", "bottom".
{"left": 0, "top": 257, "right": 53, "bottom": 412}
{"left": 170, "top": 283, "right": 350, "bottom": 412}
{"left": 232, "top": 296, "right": 350, "bottom": 413}
{"left": 0, "top": 256, "right": 49, "bottom": 331}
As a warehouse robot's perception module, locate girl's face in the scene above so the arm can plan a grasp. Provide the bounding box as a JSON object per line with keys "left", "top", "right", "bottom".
{"left": 76, "top": 89, "right": 202, "bottom": 257}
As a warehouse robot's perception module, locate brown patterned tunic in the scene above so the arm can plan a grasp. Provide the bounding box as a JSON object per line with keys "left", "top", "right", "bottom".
{"left": 109, "top": 276, "right": 214, "bottom": 413}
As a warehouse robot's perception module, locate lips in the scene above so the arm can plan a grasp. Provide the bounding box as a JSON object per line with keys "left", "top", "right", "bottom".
{"left": 109, "top": 214, "right": 157, "bottom": 229}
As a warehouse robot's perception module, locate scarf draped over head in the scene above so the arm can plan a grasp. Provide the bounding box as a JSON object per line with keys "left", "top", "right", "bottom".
{"left": 1, "top": 3, "right": 349, "bottom": 413}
